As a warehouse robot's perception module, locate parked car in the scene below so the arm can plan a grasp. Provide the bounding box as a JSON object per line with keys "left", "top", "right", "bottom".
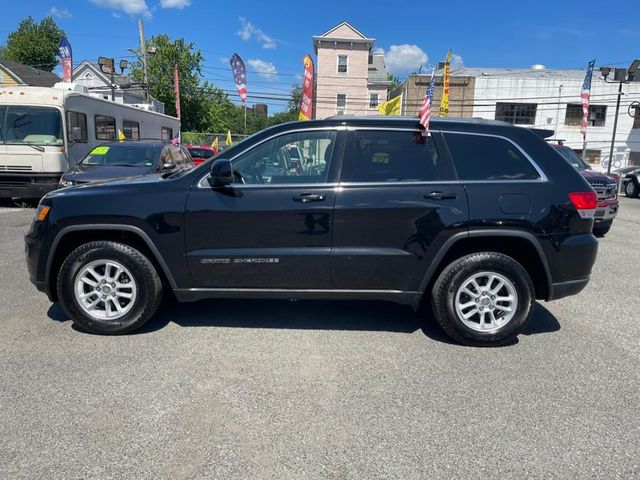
{"left": 58, "top": 140, "right": 194, "bottom": 187}
{"left": 616, "top": 166, "right": 640, "bottom": 198}
{"left": 26, "top": 117, "right": 599, "bottom": 346}
{"left": 551, "top": 144, "right": 618, "bottom": 236}
{"left": 185, "top": 144, "right": 216, "bottom": 166}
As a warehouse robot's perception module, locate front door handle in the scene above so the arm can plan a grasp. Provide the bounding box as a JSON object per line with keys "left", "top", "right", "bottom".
{"left": 424, "top": 191, "right": 458, "bottom": 200}
{"left": 293, "top": 193, "right": 326, "bottom": 203}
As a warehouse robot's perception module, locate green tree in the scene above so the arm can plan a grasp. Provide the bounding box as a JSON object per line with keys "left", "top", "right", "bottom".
{"left": 131, "top": 35, "right": 210, "bottom": 132}
{"left": 3, "top": 16, "right": 65, "bottom": 72}
{"left": 387, "top": 73, "right": 402, "bottom": 94}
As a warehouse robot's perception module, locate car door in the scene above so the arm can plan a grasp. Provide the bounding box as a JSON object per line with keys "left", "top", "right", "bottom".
{"left": 184, "top": 128, "right": 343, "bottom": 289}
{"left": 331, "top": 128, "right": 469, "bottom": 293}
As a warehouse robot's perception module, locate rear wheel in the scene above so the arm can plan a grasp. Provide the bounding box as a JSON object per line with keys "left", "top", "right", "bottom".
{"left": 625, "top": 180, "right": 639, "bottom": 198}
{"left": 57, "top": 241, "right": 163, "bottom": 334}
{"left": 431, "top": 252, "right": 534, "bottom": 346}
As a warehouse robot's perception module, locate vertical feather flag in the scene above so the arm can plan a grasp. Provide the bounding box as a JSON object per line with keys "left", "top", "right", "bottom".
{"left": 580, "top": 60, "right": 596, "bottom": 140}
{"left": 438, "top": 50, "right": 452, "bottom": 117}
{"left": 230, "top": 53, "right": 248, "bottom": 104}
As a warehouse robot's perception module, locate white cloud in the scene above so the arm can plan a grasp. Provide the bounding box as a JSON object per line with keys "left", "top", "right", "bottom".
{"left": 382, "top": 44, "right": 428, "bottom": 74}
{"left": 90, "top": 0, "right": 151, "bottom": 17}
{"left": 49, "top": 6, "right": 72, "bottom": 18}
{"left": 451, "top": 53, "right": 464, "bottom": 69}
{"left": 160, "top": 0, "right": 191, "bottom": 8}
{"left": 237, "top": 17, "right": 276, "bottom": 49}
{"left": 247, "top": 59, "right": 278, "bottom": 80}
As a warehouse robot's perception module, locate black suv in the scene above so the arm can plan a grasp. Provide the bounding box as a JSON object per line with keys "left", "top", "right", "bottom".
{"left": 25, "top": 117, "right": 599, "bottom": 346}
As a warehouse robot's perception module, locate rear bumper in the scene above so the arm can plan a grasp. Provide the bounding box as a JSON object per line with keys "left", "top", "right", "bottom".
{"left": 0, "top": 174, "right": 60, "bottom": 199}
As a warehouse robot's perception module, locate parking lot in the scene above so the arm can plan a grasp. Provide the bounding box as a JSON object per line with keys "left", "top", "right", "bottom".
{"left": 0, "top": 198, "right": 639, "bottom": 479}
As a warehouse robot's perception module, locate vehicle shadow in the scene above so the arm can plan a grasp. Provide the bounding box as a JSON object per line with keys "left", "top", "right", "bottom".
{"left": 48, "top": 298, "right": 561, "bottom": 346}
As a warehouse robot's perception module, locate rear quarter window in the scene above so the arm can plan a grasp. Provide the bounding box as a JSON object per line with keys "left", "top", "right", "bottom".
{"left": 444, "top": 133, "right": 540, "bottom": 181}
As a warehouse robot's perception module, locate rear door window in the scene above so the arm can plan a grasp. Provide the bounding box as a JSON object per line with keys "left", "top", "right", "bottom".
{"left": 444, "top": 133, "right": 540, "bottom": 181}
{"left": 341, "top": 129, "right": 440, "bottom": 183}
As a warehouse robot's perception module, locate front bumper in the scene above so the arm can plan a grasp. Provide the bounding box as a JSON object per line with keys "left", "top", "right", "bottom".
{"left": 0, "top": 174, "right": 60, "bottom": 199}
{"left": 594, "top": 198, "right": 618, "bottom": 224}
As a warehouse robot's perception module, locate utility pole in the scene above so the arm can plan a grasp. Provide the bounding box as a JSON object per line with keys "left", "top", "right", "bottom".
{"left": 138, "top": 18, "right": 150, "bottom": 103}
{"left": 173, "top": 59, "right": 181, "bottom": 121}
{"left": 607, "top": 81, "right": 623, "bottom": 175}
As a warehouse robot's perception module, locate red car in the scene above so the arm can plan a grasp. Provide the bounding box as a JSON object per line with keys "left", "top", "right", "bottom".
{"left": 185, "top": 145, "right": 216, "bottom": 166}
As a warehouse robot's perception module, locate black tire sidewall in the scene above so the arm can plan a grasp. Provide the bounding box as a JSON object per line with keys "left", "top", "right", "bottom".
{"left": 57, "top": 242, "right": 159, "bottom": 334}
{"left": 626, "top": 181, "right": 638, "bottom": 197}
{"left": 436, "top": 254, "right": 534, "bottom": 346}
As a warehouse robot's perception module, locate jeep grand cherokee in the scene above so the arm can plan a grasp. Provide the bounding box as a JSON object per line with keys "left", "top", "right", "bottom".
{"left": 25, "top": 117, "right": 599, "bottom": 346}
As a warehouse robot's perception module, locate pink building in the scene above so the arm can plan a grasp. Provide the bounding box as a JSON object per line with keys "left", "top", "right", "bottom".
{"left": 313, "top": 22, "right": 390, "bottom": 119}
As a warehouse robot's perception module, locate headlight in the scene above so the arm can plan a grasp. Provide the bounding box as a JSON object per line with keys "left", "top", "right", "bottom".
{"left": 35, "top": 203, "right": 51, "bottom": 222}
{"left": 59, "top": 177, "right": 75, "bottom": 188}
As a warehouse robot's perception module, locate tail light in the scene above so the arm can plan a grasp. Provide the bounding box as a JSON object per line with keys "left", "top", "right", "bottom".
{"left": 569, "top": 191, "right": 598, "bottom": 218}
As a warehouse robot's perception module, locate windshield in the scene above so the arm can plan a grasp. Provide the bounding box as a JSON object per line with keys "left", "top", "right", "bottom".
{"left": 555, "top": 147, "right": 588, "bottom": 171}
{"left": 0, "top": 106, "right": 63, "bottom": 146}
{"left": 188, "top": 148, "right": 215, "bottom": 159}
{"left": 81, "top": 144, "right": 160, "bottom": 167}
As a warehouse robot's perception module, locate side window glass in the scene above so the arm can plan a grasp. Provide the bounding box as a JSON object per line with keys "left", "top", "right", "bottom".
{"left": 160, "top": 146, "right": 172, "bottom": 165}
{"left": 341, "top": 130, "right": 440, "bottom": 183}
{"left": 95, "top": 115, "right": 116, "bottom": 140}
{"left": 161, "top": 127, "right": 173, "bottom": 141}
{"left": 444, "top": 133, "right": 540, "bottom": 181}
{"left": 66, "top": 111, "right": 88, "bottom": 143}
{"left": 181, "top": 148, "right": 192, "bottom": 164}
{"left": 233, "top": 130, "right": 337, "bottom": 185}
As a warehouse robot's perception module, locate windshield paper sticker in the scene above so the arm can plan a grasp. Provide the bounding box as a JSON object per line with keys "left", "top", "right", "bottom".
{"left": 90, "top": 146, "right": 110, "bottom": 155}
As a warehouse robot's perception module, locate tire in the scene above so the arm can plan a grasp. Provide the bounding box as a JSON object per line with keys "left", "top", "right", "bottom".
{"left": 431, "top": 252, "right": 535, "bottom": 347}
{"left": 625, "top": 180, "right": 639, "bottom": 198}
{"left": 57, "top": 241, "right": 163, "bottom": 335}
{"left": 593, "top": 222, "right": 612, "bottom": 237}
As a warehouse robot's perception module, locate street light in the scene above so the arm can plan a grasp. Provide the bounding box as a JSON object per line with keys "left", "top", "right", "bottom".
{"left": 600, "top": 59, "right": 640, "bottom": 175}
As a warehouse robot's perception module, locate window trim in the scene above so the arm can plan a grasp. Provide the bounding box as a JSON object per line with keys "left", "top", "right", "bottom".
{"left": 336, "top": 93, "right": 347, "bottom": 115}
{"left": 66, "top": 110, "right": 88, "bottom": 143}
{"left": 197, "top": 126, "right": 344, "bottom": 189}
{"left": 441, "top": 130, "right": 548, "bottom": 182}
{"left": 369, "top": 93, "right": 379, "bottom": 109}
{"left": 94, "top": 114, "right": 116, "bottom": 140}
{"left": 337, "top": 55, "right": 348, "bottom": 74}
{"left": 495, "top": 102, "right": 538, "bottom": 125}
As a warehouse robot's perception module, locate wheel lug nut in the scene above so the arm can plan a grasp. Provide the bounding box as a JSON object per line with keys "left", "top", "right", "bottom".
{"left": 102, "top": 295, "right": 106, "bottom": 299}
{"left": 111, "top": 283, "right": 115, "bottom": 287}
{"left": 111, "top": 293, "right": 116, "bottom": 297}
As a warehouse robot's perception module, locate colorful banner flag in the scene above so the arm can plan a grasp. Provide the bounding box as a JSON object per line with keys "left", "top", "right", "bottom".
{"left": 58, "top": 38, "right": 73, "bottom": 82}
{"left": 211, "top": 136, "right": 219, "bottom": 149}
{"left": 580, "top": 60, "right": 596, "bottom": 140}
{"left": 377, "top": 95, "right": 402, "bottom": 116}
{"left": 299, "top": 54, "right": 315, "bottom": 121}
{"left": 418, "top": 69, "right": 436, "bottom": 132}
{"left": 230, "top": 53, "right": 248, "bottom": 104}
{"left": 438, "top": 50, "right": 452, "bottom": 117}
{"left": 225, "top": 130, "right": 233, "bottom": 145}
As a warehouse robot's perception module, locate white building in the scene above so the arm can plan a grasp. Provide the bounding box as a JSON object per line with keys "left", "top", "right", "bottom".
{"left": 72, "top": 61, "right": 165, "bottom": 114}
{"left": 464, "top": 66, "right": 640, "bottom": 170}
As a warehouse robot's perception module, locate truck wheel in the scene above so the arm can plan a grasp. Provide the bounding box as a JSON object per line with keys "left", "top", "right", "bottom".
{"left": 57, "top": 241, "right": 163, "bottom": 335}
{"left": 431, "top": 252, "right": 534, "bottom": 346}
{"left": 625, "top": 180, "right": 639, "bottom": 198}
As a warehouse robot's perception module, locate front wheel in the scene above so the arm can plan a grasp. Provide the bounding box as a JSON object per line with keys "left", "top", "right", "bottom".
{"left": 57, "top": 241, "right": 163, "bottom": 334}
{"left": 431, "top": 252, "right": 534, "bottom": 346}
{"left": 625, "top": 180, "right": 639, "bottom": 198}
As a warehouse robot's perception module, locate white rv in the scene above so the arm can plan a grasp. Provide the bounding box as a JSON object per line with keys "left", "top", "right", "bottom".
{"left": 0, "top": 83, "right": 180, "bottom": 199}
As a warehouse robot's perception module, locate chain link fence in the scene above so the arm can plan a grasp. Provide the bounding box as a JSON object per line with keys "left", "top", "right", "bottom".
{"left": 182, "top": 132, "right": 249, "bottom": 146}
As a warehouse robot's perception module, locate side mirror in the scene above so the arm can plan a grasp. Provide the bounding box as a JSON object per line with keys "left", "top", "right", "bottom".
{"left": 162, "top": 161, "right": 177, "bottom": 171}
{"left": 208, "top": 158, "right": 233, "bottom": 186}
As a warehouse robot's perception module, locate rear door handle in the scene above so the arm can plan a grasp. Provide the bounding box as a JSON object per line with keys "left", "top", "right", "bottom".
{"left": 293, "top": 193, "right": 326, "bottom": 203}
{"left": 424, "top": 191, "right": 458, "bottom": 200}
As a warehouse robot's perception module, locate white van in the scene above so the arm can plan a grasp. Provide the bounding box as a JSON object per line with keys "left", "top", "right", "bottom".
{"left": 0, "top": 83, "right": 180, "bottom": 199}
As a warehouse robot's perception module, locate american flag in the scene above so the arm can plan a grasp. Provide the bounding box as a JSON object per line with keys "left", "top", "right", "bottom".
{"left": 580, "top": 60, "right": 596, "bottom": 139}
{"left": 418, "top": 69, "right": 436, "bottom": 132}
{"left": 230, "top": 53, "right": 247, "bottom": 104}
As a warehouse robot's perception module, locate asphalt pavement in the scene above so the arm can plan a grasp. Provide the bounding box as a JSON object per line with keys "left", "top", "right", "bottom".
{"left": 0, "top": 198, "right": 639, "bottom": 479}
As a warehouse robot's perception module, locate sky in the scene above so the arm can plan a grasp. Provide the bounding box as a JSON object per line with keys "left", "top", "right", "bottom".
{"left": 1, "top": 0, "right": 639, "bottom": 113}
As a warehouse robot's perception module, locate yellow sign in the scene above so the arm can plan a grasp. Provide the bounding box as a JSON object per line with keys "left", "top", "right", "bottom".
{"left": 438, "top": 50, "right": 452, "bottom": 117}
{"left": 118, "top": 129, "right": 126, "bottom": 141}
{"left": 377, "top": 94, "right": 402, "bottom": 116}
{"left": 90, "top": 146, "right": 110, "bottom": 155}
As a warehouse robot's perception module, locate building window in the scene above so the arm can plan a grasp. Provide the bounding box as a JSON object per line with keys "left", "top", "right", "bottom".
{"left": 161, "top": 127, "right": 173, "bottom": 141}
{"left": 337, "top": 55, "right": 348, "bottom": 74}
{"left": 123, "top": 120, "right": 140, "bottom": 140}
{"left": 94, "top": 115, "right": 116, "bottom": 140}
{"left": 369, "top": 93, "right": 379, "bottom": 109}
{"left": 336, "top": 94, "right": 347, "bottom": 115}
{"left": 368, "top": 50, "right": 373, "bottom": 65}
{"left": 632, "top": 106, "right": 640, "bottom": 129}
{"left": 565, "top": 104, "right": 607, "bottom": 127}
{"left": 66, "top": 111, "right": 87, "bottom": 143}
{"left": 495, "top": 103, "right": 537, "bottom": 125}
